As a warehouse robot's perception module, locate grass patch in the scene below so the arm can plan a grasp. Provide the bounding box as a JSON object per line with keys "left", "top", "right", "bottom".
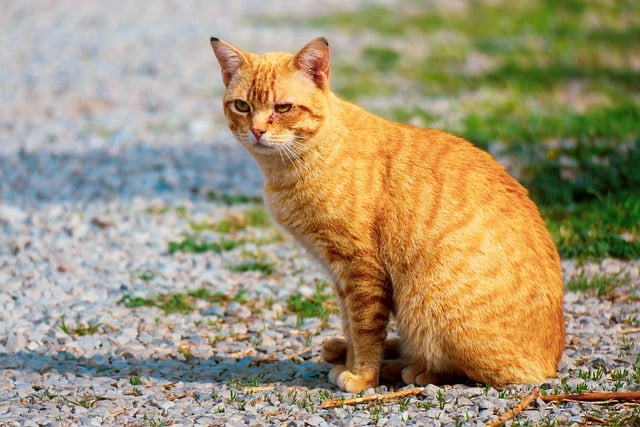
{"left": 118, "top": 292, "right": 194, "bottom": 314}
{"left": 59, "top": 318, "right": 103, "bottom": 336}
{"left": 167, "top": 237, "right": 241, "bottom": 254}
{"left": 543, "top": 194, "right": 640, "bottom": 260}
{"left": 528, "top": 141, "right": 640, "bottom": 206}
{"left": 460, "top": 105, "right": 640, "bottom": 154}
{"left": 189, "top": 206, "right": 271, "bottom": 233}
{"left": 286, "top": 282, "right": 337, "bottom": 324}
{"left": 187, "top": 288, "right": 235, "bottom": 304}
{"left": 231, "top": 258, "right": 277, "bottom": 276}
{"left": 307, "top": 1, "right": 640, "bottom": 96}
{"left": 170, "top": 206, "right": 276, "bottom": 254}
{"left": 118, "top": 288, "right": 250, "bottom": 314}
{"left": 204, "top": 206, "right": 272, "bottom": 233}
{"left": 566, "top": 273, "right": 628, "bottom": 297}
{"left": 206, "top": 191, "right": 262, "bottom": 206}
{"left": 118, "top": 292, "right": 195, "bottom": 314}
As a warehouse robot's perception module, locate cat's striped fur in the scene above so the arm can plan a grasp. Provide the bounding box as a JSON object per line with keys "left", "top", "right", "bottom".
{"left": 210, "top": 37, "right": 565, "bottom": 393}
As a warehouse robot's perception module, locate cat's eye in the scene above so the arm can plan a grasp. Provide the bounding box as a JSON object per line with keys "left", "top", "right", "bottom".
{"left": 275, "top": 103, "right": 293, "bottom": 113}
{"left": 234, "top": 100, "right": 251, "bottom": 113}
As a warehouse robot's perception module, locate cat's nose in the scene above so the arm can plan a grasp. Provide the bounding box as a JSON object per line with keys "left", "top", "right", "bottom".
{"left": 251, "top": 128, "right": 266, "bottom": 141}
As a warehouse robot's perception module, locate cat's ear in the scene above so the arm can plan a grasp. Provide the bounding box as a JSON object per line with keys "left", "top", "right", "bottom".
{"left": 294, "top": 37, "right": 331, "bottom": 89}
{"left": 210, "top": 37, "right": 248, "bottom": 87}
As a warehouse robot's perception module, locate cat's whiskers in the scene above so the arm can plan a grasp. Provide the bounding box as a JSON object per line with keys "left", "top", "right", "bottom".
{"left": 280, "top": 140, "right": 308, "bottom": 177}
{"left": 286, "top": 136, "right": 322, "bottom": 177}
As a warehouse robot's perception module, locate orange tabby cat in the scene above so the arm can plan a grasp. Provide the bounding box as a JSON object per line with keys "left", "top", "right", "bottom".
{"left": 210, "top": 37, "right": 565, "bottom": 393}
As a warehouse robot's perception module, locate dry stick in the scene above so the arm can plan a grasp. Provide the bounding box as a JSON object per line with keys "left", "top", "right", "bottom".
{"left": 485, "top": 390, "right": 640, "bottom": 426}
{"left": 584, "top": 414, "right": 610, "bottom": 425}
{"left": 243, "top": 385, "right": 275, "bottom": 393}
{"left": 486, "top": 388, "right": 540, "bottom": 427}
{"left": 620, "top": 327, "right": 640, "bottom": 335}
{"left": 110, "top": 408, "right": 128, "bottom": 417}
{"left": 320, "top": 387, "right": 423, "bottom": 409}
{"left": 251, "top": 347, "right": 313, "bottom": 366}
{"left": 539, "top": 391, "right": 640, "bottom": 403}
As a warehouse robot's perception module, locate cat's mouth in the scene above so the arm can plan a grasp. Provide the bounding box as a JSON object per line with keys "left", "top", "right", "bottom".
{"left": 237, "top": 131, "right": 292, "bottom": 155}
{"left": 250, "top": 139, "right": 277, "bottom": 152}
{"left": 243, "top": 133, "right": 279, "bottom": 153}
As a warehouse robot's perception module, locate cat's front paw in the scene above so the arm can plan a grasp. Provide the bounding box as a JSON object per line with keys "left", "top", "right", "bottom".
{"left": 329, "top": 365, "right": 378, "bottom": 393}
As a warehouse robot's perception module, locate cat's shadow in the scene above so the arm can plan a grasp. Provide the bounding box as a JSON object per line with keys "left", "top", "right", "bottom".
{"left": 0, "top": 350, "right": 331, "bottom": 388}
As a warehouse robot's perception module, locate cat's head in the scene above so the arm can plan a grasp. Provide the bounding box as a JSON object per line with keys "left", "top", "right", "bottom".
{"left": 210, "top": 37, "right": 331, "bottom": 157}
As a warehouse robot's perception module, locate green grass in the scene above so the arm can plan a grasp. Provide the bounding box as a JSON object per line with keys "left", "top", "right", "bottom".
{"left": 187, "top": 288, "right": 236, "bottom": 304}
{"left": 59, "top": 317, "right": 103, "bottom": 336}
{"left": 206, "top": 191, "right": 262, "bottom": 205}
{"left": 543, "top": 194, "right": 640, "bottom": 260}
{"left": 210, "top": 206, "right": 272, "bottom": 233}
{"left": 189, "top": 206, "right": 272, "bottom": 233}
{"left": 118, "top": 288, "right": 250, "bottom": 314}
{"left": 169, "top": 205, "right": 276, "bottom": 255}
{"left": 309, "top": 2, "right": 639, "bottom": 101}
{"left": 167, "top": 236, "right": 241, "bottom": 255}
{"left": 566, "top": 272, "right": 629, "bottom": 297}
{"left": 461, "top": 104, "right": 639, "bottom": 153}
{"left": 286, "top": 282, "right": 337, "bottom": 324}
{"left": 118, "top": 292, "right": 195, "bottom": 314}
{"left": 230, "top": 258, "right": 277, "bottom": 276}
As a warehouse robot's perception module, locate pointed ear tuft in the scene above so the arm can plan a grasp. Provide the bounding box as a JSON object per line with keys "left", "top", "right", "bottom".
{"left": 210, "top": 37, "right": 247, "bottom": 87}
{"left": 294, "top": 37, "right": 331, "bottom": 89}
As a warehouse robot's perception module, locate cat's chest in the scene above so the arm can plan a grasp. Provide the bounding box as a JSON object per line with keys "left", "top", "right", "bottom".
{"left": 267, "top": 194, "right": 330, "bottom": 245}
{"left": 265, "top": 189, "right": 346, "bottom": 270}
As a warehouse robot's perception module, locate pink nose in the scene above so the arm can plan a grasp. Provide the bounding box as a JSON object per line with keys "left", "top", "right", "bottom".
{"left": 251, "top": 128, "right": 266, "bottom": 141}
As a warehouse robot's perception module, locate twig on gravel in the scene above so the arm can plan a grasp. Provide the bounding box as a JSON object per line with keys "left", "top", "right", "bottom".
{"left": 286, "top": 347, "right": 313, "bottom": 360}
{"left": 111, "top": 408, "right": 128, "bottom": 417}
{"left": 243, "top": 385, "right": 275, "bottom": 393}
{"left": 620, "top": 327, "right": 640, "bottom": 335}
{"left": 165, "top": 392, "right": 190, "bottom": 401}
{"left": 251, "top": 347, "right": 313, "bottom": 366}
{"left": 320, "top": 387, "right": 423, "bottom": 409}
{"left": 584, "top": 414, "right": 610, "bottom": 424}
{"left": 539, "top": 391, "right": 640, "bottom": 403}
{"left": 486, "top": 388, "right": 539, "bottom": 427}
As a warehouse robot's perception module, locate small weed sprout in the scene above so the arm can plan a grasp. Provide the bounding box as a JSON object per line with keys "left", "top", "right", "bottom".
{"left": 67, "top": 394, "right": 108, "bottom": 409}
{"left": 178, "top": 343, "right": 193, "bottom": 361}
{"left": 147, "top": 417, "right": 172, "bottom": 427}
{"left": 436, "top": 389, "right": 446, "bottom": 410}
{"left": 137, "top": 269, "right": 155, "bottom": 281}
{"left": 129, "top": 374, "right": 141, "bottom": 386}
{"left": 59, "top": 317, "right": 103, "bottom": 336}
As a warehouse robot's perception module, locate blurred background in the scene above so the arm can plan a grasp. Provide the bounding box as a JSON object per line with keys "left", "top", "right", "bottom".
{"left": 1, "top": 0, "right": 638, "bottom": 259}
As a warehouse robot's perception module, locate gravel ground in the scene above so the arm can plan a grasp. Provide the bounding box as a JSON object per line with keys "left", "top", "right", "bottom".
{"left": 1, "top": 2, "right": 639, "bottom": 426}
